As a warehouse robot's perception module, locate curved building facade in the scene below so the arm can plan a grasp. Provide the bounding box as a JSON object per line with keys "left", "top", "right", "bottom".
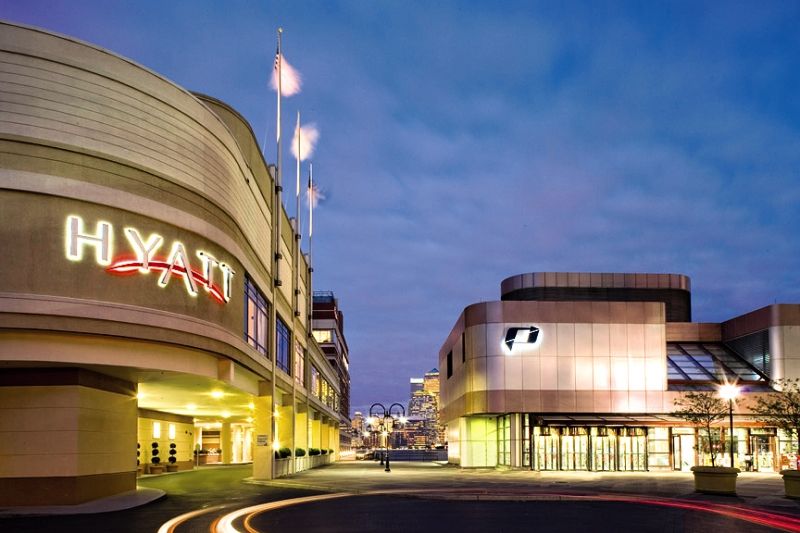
{"left": 440, "top": 272, "right": 800, "bottom": 472}
{"left": 0, "top": 21, "right": 342, "bottom": 505}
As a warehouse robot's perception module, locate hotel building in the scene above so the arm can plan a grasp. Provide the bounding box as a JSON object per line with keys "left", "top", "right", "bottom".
{"left": 439, "top": 272, "right": 800, "bottom": 472}
{"left": 0, "top": 21, "right": 343, "bottom": 506}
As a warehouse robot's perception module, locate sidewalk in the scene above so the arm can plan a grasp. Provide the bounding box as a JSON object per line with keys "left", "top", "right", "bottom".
{"left": 253, "top": 461, "right": 800, "bottom": 513}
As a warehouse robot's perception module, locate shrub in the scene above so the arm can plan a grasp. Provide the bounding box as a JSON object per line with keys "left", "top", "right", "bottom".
{"left": 169, "top": 443, "right": 177, "bottom": 464}
{"left": 321, "top": 449, "right": 328, "bottom": 455}
{"left": 295, "top": 448, "right": 306, "bottom": 457}
{"left": 151, "top": 442, "right": 160, "bottom": 465}
{"left": 308, "top": 447, "right": 320, "bottom": 456}
{"left": 278, "top": 447, "right": 292, "bottom": 459}
{"left": 137, "top": 442, "right": 140, "bottom": 466}
{"left": 328, "top": 449, "right": 334, "bottom": 455}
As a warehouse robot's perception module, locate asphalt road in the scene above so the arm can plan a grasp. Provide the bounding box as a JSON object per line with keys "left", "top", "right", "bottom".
{"left": 247, "top": 494, "right": 784, "bottom": 533}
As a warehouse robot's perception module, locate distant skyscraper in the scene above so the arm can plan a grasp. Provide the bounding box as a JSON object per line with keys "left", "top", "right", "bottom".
{"left": 410, "top": 377, "right": 424, "bottom": 395}
{"left": 407, "top": 367, "right": 445, "bottom": 447}
{"left": 423, "top": 368, "right": 440, "bottom": 396}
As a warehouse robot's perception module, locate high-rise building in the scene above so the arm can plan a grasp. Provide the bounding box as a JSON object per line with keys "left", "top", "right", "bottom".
{"left": 351, "top": 411, "right": 365, "bottom": 448}
{"left": 312, "top": 291, "right": 352, "bottom": 448}
{"left": 410, "top": 377, "right": 424, "bottom": 395}
{"left": 424, "top": 368, "right": 440, "bottom": 396}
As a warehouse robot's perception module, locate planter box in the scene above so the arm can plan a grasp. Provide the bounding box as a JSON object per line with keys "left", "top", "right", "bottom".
{"left": 691, "top": 466, "right": 739, "bottom": 495}
{"left": 166, "top": 463, "right": 179, "bottom": 472}
{"left": 781, "top": 470, "right": 800, "bottom": 499}
{"left": 148, "top": 464, "right": 165, "bottom": 475}
{"left": 274, "top": 457, "right": 291, "bottom": 478}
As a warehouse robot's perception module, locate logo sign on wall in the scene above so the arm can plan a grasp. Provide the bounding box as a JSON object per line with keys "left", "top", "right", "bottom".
{"left": 65, "top": 215, "right": 234, "bottom": 304}
{"left": 504, "top": 326, "right": 541, "bottom": 352}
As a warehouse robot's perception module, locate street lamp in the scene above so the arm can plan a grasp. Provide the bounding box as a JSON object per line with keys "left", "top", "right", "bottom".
{"left": 719, "top": 383, "right": 741, "bottom": 468}
{"left": 367, "top": 402, "right": 406, "bottom": 472}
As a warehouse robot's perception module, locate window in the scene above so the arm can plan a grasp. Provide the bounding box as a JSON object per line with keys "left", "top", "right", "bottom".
{"left": 245, "top": 276, "right": 269, "bottom": 358}
{"left": 294, "top": 340, "right": 305, "bottom": 387}
{"left": 461, "top": 332, "right": 466, "bottom": 363}
{"left": 313, "top": 329, "right": 332, "bottom": 344}
{"left": 446, "top": 350, "right": 453, "bottom": 378}
{"left": 498, "top": 415, "right": 511, "bottom": 466}
{"left": 311, "top": 365, "right": 320, "bottom": 398}
{"left": 276, "top": 316, "right": 290, "bottom": 375}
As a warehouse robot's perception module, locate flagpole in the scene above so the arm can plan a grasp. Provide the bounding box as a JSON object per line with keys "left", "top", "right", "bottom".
{"left": 271, "top": 26, "right": 283, "bottom": 479}
{"left": 294, "top": 111, "right": 302, "bottom": 323}
{"left": 295, "top": 111, "right": 302, "bottom": 239}
{"left": 275, "top": 27, "right": 284, "bottom": 288}
{"left": 307, "top": 162, "right": 314, "bottom": 333}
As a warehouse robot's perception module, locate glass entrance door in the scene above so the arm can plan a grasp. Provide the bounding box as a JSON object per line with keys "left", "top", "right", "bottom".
{"left": 592, "top": 433, "right": 616, "bottom": 471}
{"left": 619, "top": 435, "right": 647, "bottom": 471}
{"left": 537, "top": 432, "right": 559, "bottom": 470}
{"left": 752, "top": 435, "right": 774, "bottom": 472}
{"left": 672, "top": 434, "right": 695, "bottom": 471}
{"left": 561, "top": 432, "right": 588, "bottom": 470}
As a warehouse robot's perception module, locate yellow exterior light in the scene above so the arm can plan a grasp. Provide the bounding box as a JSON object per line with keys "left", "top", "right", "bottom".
{"left": 186, "top": 403, "right": 197, "bottom": 411}
{"left": 211, "top": 390, "right": 224, "bottom": 399}
{"left": 719, "top": 384, "right": 741, "bottom": 400}
{"left": 248, "top": 402, "right": 255, "bottom": 410}
{"left": 272, "top": 440, "right": 281, "bottom": 451}
{"left": 222, "top": 410, "right": 231, "bottom": 419}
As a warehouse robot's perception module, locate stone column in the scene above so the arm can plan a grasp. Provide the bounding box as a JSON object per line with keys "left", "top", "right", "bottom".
{"left": 0, "top": 368, "right": 137, "bottom": 506}
{"left": 252, "top": 384, "right": 273, "bottom": 480}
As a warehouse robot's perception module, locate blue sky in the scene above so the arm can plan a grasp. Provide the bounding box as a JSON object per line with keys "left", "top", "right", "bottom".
{"left": 3, "top": 1, "right": 799, "bottom": 414}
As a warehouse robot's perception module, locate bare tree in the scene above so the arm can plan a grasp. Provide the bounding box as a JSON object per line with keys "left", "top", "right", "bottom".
{"left": 752, "top": 378, "right": 800, "bottom": 469}
{"left": 673, "top": 391, "right": 728, "bottom": 467}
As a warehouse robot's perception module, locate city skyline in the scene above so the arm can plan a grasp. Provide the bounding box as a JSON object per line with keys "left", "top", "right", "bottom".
{"left": 3, "top": 1, "right": 799, "bottom": 413}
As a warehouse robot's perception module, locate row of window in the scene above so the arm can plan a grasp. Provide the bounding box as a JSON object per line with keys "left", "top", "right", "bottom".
{"left": 243, "top": 275, "right": 308, "bottom": 390}
{"left": 310, "top": 365, "right": 339, "bottom": 411}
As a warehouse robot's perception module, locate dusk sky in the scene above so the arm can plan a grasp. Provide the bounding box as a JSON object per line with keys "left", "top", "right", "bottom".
{"left": 3, "top": 1, "right": 799, "bottom": 415}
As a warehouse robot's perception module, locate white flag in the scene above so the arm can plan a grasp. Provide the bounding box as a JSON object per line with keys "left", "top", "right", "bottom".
{"left": 271, "top": 51, "right": 302, "bottom": 97}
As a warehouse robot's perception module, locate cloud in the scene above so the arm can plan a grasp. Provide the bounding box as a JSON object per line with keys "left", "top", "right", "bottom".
{"left": 4, "top": 0, "right": 799, "bottom": 411}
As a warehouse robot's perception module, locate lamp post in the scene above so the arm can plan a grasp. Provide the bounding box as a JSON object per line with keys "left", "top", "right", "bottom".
{"left": 719, "top": 384, "right": 740, "bottom": 468}
{"left": 368, "top": 402, "right": 406, "bottom": 472}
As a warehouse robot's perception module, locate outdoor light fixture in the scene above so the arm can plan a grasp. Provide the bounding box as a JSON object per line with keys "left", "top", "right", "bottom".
{"left": 222, "top": 411, "right": 231, "bottom": 419}
{"left": 186, "top": 403, "right": 197, "bottom": 411}
{"left": 719, "top": 383, "right": 741, "bottom": 467}
{"left": 211, "top": 390, "right": 224, "bottom": 399}
{"left": 719, "top": 384, "right": 740, "bottom": 401}
{"left": 368, "top": 402, "right": 406, "bottom": 473}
